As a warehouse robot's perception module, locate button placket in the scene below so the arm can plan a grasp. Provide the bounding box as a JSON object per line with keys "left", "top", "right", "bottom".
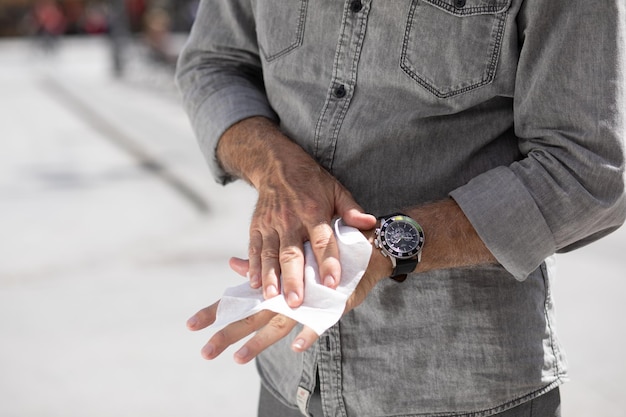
{"left": 314, "top": 0, "right": 370, "bottom": 169}
{"left": 312, "top": 4, "right": 370, "bottom": 415}
{"left": 317, "top": 325, "right": 347, "bottom": 417}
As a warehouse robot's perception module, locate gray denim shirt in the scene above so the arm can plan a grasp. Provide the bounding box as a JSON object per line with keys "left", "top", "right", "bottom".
{"left": 176, "top": 0, "right": 626, "bottom": 416}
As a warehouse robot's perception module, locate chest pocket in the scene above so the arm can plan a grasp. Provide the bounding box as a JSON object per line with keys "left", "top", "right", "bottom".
{"left": 255, "top": 0, "right": 308, "bottom": 62}
{"left": 401, "top": 0, "right": 511, "bottom": 98}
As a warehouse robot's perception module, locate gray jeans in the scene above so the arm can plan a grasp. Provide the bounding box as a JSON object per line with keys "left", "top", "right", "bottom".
{"left": 258, "top": 384, "right": 561, "bottom": 417}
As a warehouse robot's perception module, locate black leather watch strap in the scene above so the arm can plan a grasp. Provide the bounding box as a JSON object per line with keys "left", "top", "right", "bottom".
{"left": 392, "top": 258, "right": 419, "bottom": 277}
{"left": 390, "top": 274, "right": 408, "bottom": 283}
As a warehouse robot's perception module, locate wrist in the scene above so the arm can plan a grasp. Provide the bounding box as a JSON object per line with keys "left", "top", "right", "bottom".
{"left": 217, "top": 116, "right": 318, "bottom": 189}
{"left": 363, "top": 227, "right": 394, "bottom": 281}
{"left": 404, "top": 198, "right": 497, "bottom": 272}
{"left": 216, "top": 117, "right": 284, "bottom": 187}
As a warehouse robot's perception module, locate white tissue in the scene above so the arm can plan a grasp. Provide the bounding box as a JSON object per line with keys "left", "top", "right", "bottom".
{"left": 208, "top": 219, "right": 372, "bottom": 335}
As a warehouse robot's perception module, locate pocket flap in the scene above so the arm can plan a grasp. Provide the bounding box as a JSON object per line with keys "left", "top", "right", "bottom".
{"left": 423, "top": 0, "right": 511, "bottom": 16}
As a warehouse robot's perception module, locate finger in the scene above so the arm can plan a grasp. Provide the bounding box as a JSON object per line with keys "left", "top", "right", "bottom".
{"left": 291, "top": 326, "right": 320, "bottom": 353}
{"left": 202, "top": 310, "right": 276, "bottom": 360}
{"left": 233, "top": 314, "right": 298, "bottom": 364}
{"left": 278, "top": 240, "right": 305, "bottom": 308}
{"left": 261, "top": 230, "right": 281, "bottom": 299}
{"left": 229, "top": 257, "right": 250, "bottom": 278}
{"left": 334, "top": 185, "right": 377, "bottom": 230}
{"left": 248, "top": 230, "right": 262, "bottom": 288}
{"left": 308, "top": 221, "right": 341, "bottom": 289}
{"left": 342, "top": 207, "right": 377, "bottom": 230}
{"left": 186, "top": 300, "right": 220, "bottom": 331}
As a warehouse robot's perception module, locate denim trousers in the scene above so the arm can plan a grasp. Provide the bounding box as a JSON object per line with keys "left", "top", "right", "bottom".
{"left": 258, "top": 384, "right": 561, "bottom": 417}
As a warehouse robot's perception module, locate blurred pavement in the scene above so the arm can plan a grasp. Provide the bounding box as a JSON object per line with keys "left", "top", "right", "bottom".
{"left": 0, "top": 36, "right": 259, "bottom": 417}
{"left": 0, "top": 36, "right": 624, "bottom": 417}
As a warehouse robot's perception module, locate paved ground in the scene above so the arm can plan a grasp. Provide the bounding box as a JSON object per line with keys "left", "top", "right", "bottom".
{"left": 0, "top": 36, "right": 624, "bottom": 417}
{"left": 0, "top": 37, "right": 260, "bottom": 417}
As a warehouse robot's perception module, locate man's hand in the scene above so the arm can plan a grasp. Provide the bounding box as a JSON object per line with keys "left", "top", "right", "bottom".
{"left": 186, "top": 199, "right": 498, "bottom": 363}
{"left": 187, "top": 246, "right": 390, "bottom": 364}
{"left": 217, "top": 117, "right": 377, "bottom": 308}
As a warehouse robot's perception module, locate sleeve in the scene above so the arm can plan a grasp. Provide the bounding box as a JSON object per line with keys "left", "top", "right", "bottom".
{"left": 450, "top": 0, "right": 626, "bottom": 281}
{"left": 175, "top": 0, "right": 278, "bottom": 185}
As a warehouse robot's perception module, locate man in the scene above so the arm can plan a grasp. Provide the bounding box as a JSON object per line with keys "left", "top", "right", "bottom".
{"left": 176, "top": 1, "right": 626, "bottom": 416}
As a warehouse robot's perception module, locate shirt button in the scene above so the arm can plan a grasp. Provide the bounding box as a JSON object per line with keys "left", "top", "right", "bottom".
{"left": 334, "top": 84, "right": 346, "bottom": 98}
{"left": 454, "top": 0, "right": 466, "bottom": 8}
{"left": 350, "top": 0, "right": 363, "bottom": 13}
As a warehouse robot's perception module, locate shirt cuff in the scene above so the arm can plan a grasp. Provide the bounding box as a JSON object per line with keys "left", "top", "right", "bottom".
{"left": 188, "top": 84, "right": 278, "bottom": 185}
{"left": 449, "top": 166, "right": 556, "bottom": 281}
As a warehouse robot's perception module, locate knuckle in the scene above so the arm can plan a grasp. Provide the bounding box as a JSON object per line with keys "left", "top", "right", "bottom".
{"left": 268, "top": 314, "right": 291, "bottom": 333}
{"left": 303, "top": 221, "right": 338, "bottom": 252}
{"left": 275, "top": 206, "right": 296, "bottom": 223}
{"left": 249, "top": 228, "right": 263, "bottom": 243}
{"left": 310, "top": 234, "right": 334, "bottom": 252}
{"left": 241, "top": 315, "right": 257, "bottom": 328}
{"left": 214, "top": 328, "right": 229, "bottom": 344}
{"left": 302, "top": 199, "right": 323, "bottom": 215}
{"left": 279, "top": 246, "right": 302, "bottom": 264}
{"left": 248, "top": 244, "right": 262, "bottom": 257}
{"left": 260, "top": 247, "right": 279, "bottom": 261}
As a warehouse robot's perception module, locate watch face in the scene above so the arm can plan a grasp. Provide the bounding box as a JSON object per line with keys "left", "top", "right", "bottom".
{"left": 380, "top": 215, "right": 425, "bottom": 259}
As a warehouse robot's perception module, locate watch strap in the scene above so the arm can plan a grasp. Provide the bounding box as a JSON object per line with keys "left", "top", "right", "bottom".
{"left": 390, "top": 274, "right": 408, "bottom": 283}
{"left": 392, "top": 258, "right": 418, "bottom": 277}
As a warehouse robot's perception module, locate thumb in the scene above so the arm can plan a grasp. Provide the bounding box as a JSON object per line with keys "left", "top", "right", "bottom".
{"left": 229, "top": 257, "right": 250, "bottom": 277}
{"left": 334, "top": 185, "right": 377, "bottom": 230}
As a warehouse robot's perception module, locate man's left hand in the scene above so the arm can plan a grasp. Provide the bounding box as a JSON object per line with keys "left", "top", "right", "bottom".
{"left": 187, "top": 241, "right": 389, "bottom": 363}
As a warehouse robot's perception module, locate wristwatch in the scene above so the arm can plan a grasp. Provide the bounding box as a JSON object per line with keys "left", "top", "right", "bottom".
{"left": 374, "top": 213, "right": 425, "bottom": 282}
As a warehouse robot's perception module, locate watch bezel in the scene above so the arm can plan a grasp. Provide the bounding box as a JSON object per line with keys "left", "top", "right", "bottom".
{"left": 378, "top": 215, "right": 425, "bottom": 259}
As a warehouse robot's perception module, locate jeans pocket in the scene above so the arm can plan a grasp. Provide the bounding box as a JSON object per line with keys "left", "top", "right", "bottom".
{"left": 400, "top": 0, "right": 511, "bottom": 98}
{"left": 255, "top": 0, "right": 308, "bottom": 62}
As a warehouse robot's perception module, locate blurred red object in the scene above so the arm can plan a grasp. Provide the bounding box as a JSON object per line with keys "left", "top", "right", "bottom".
{"left": 33, "top": 0, "right": 66, "bottom": 36}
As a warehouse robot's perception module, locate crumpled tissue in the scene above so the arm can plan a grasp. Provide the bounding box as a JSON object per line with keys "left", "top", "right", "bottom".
{"left": 208, "top": 219, "right": 372, "bottom": 335}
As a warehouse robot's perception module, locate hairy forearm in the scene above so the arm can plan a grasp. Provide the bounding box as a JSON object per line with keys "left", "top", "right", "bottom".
{"left": 216, "top": 116, "right": 316, "bottom": 189}
{"left": 365, "top": 199, "right": 498, "bottom": 279}
{"left": 408, "top": 199, "right": 497, "bottom": 272}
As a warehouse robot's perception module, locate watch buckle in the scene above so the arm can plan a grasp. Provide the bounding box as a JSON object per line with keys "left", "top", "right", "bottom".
{"left": 390, "top": 274, "right": 408, "bottom": 283}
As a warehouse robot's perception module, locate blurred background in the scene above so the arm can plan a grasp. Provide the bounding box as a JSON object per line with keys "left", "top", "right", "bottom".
{"left": 0, "top": 0, "right": 197, "bottom": 68}
{"left": 0, "top": 1, "right": 624, "bottom": 416}
{"left": 0, "top": 0, "right": 197, "bottom": 37}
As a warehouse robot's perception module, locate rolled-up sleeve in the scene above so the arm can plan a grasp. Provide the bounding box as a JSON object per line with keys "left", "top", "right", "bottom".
{"left": 451, "top": 0, "right": 626, "bottom": 281}
{"left": 175, "top": 0, "right": 278, "bottom": 184}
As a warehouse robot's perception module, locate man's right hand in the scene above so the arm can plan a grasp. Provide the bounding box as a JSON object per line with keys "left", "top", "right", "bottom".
{"left": 217, "top": 117, "right": 377, "bottom": 308}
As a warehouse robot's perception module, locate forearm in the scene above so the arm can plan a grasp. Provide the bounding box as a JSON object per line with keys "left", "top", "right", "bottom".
{"left": 175, "top": 0, "right": 279, "bottom": 185}
{"left": 216, "top": 116, "right": 319, "bottom": 189}
{"left": 365, "top": 199, "right": 498, "bottom": 280}
{"left": 409, "top": 199, "right": 497, "bottom": 273}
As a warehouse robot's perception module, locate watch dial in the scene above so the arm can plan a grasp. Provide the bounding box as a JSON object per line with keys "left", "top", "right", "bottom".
{"left": 381, "top": 216, "right": 424, "bottom": 258}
